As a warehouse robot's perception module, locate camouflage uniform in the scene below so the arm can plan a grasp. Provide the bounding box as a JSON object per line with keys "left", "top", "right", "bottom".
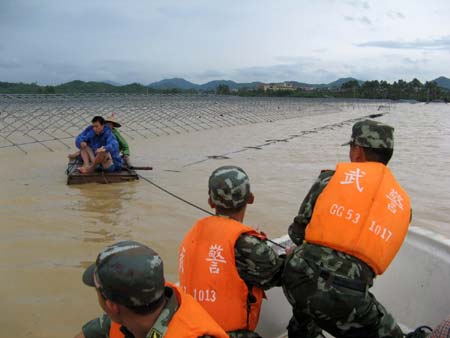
{"left": 82, "top": 287, "right": 186, "bottom": 338}
{"left": 80, "top": 241, "right": 222, "bottom": 338}
{"left": 235, "top": 234, "right": 284, "bottom": 290}
{"left": 207, "top": 166, "right": 285, "bottom": 338}
{"left": 284, "top": 120, "right": 405, "bottom": 338}
{"left": 82, "top": 241, "right": 282, "bottom": 338}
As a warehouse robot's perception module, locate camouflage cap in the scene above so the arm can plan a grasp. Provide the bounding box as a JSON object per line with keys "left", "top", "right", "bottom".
{"left": 82, "top": 240, "right": 165, "bottom": 307}
{"left": 208, "top": 165, "right": 251, "bottom": 209}
{"left": 342, "top": 119, "right": 394, "bottom": 149}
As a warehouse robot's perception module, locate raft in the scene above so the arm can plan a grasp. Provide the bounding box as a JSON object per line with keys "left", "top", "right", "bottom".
{"left": 66, "top": 159, "right": 139, "bottom": 185}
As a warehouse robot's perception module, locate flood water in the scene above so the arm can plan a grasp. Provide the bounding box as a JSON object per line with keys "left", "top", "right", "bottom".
{"left": 0, "top": 95, "right": 449, "bottom": 338}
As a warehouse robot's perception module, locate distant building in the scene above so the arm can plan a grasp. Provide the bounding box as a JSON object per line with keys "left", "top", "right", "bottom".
{"left": 261, "top": 82, "right": 296, "bottom": 92}
{"left": 297, "top": 86, "right": 315, "bottom": 91}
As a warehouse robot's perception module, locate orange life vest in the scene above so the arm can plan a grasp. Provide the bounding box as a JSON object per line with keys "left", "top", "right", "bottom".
{"left": 306, "top": 162, "right": 411, "bottom": 275}
{"left": 109, "top": 283, "right": 227, "bottom": 338}
{"left": 178, "top": 216, "right": 265, "bottom": 332}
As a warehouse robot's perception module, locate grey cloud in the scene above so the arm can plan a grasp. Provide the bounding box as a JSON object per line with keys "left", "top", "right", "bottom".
{"left": 402, "top": 57, "right": 415, "bottom": 64}
{"left": 344, "top": 0, "right": 370, "bottom": 9}
{"left": 347, "top": 54, "right": 440, "bottom": 82}
{"left": 0, "top": 57, "right": 22, "bottom": 69}
{"left": 157, "top": 4, "right": 213, "bottom": 18}
{"left": 344, "top": 15, "right": 372, "bottom": 25}
{"left": 313, "top": 68, "right": 340, "bottom": 81}
{"left": 234, "top": 61, "right": 338, "bottom": 84}
{"left": 40, "top": 61, "right": 82, "bottom": 74}
{"left": 356, "top": 36, "right": 450, "bottom": 50}
{"left": 236, "top": 65, "right": 298, "bottom": 81}
{"left": 195, "top": 69, "right": 226, "bottom": 80}
{"left": 24, "top": 59, "right": 158, "bottom": 85}
{"left": 156, "top": 2, "right": 236, "bottom": 23}
{"left": 359, "top": 16, "right": 372, "bottom": 25}
{"left": 275, "top": 56, "right": 318, "bottom": 64}
{"left": 387, "top": 11, "right": 405, "bottom": 19}
{"left": 90, "top": 59, "right": 165, "bottom": 84}
{"left": 35, "top": 62, "right": 97, "bottom": 84}
{"left": 401, "top": 57, "right": 429, "bottom": 65}
{"left": 1, "top": 1, "right": 448, "bottom": 85}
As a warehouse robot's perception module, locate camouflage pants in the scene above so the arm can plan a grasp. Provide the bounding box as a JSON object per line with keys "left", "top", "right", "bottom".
{"left": 228, "top": 329, "right": 262, "bottom": 338}
{"left": 283, "top": 244, "right": 403, "bottom": 338}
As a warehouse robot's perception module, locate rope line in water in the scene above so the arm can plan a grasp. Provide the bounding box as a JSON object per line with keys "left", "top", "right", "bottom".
{"left": 138, "top": 174, "right": 214, "bottom": 215}
{"left": 137, "top": 173, "right": 287, "bottom": 249}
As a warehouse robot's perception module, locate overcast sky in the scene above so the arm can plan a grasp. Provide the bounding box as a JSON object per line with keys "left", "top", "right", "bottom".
{"left": 1, "top": 0, "right": 449, "bottom": 85}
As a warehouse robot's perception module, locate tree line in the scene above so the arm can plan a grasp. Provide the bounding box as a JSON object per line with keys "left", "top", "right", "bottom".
{"left": 1, "top": 79, "right": 448, "bottom": 102}
{"left": 0, "top": 80, "right": 197, "bottom": 95}
{"left": 233, "top": 79, "right": 449, "bottom": 102}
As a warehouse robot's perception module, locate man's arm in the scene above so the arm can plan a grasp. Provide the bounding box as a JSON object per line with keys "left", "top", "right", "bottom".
{"left": 76, "top": 126, "right": 93, "bottom": 149}
{"left": 288, "top": 170, "right": 335, "bottom": 245}
{"left": 234, "top": 234, "right": 285, "bottom": 289}
{"left": 103, "top": 129, "right": 120, "bottom": 154}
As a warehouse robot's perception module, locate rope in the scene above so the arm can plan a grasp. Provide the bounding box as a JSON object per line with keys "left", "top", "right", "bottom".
{"left": 137, "top": 174, "right": 287, "bottom": 249}
{"left": 138, "top": 174, "right": 214, "bottom": 215}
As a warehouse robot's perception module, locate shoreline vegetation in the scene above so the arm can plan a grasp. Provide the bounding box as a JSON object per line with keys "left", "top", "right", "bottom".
{"left": 1, "top": 78, "right": 449, "bottom": 102}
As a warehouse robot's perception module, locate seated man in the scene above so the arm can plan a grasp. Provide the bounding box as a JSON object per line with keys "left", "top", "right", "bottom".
{"left": 105, "top": 115, "right": 131, "bottom": 167}
{"left": 74, "top": 240, "right": 228, "bottom": 338}
{"left": 75, "top": 116, "right": 122, "bottom": 173}
{"left": 178, "top": 165, "right": 285, "bottom": 338}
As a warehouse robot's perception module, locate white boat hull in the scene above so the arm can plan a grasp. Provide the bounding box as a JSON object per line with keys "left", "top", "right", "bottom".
{"left": 257, "top": 227, "right": 450, "bottom": 337}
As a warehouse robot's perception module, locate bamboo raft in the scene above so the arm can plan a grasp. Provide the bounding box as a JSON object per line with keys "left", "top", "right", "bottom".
{"left": 66, "top": 159, "right": 139, "bottom": 185}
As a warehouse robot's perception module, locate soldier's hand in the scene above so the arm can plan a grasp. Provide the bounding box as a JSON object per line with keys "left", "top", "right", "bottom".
{"left": 80, "top": 142, "right": 87, "bottom": 149}
{"left": 286, "top": 243, "right": 297, "bottom": 256}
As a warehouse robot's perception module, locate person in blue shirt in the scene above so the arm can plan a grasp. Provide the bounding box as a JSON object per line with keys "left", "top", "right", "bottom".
{"left": 75, "top": 116, "right": 123, "bottom": 173}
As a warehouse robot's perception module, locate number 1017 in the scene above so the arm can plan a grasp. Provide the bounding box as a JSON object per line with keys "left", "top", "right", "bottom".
{"left": 368, "top": 220, "right": 393, "bottom": 242}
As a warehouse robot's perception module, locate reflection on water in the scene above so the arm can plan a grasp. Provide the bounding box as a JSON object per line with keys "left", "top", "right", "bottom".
{"left": 83, "top": 229, "right": 118, "bottom": 243}
{"left": 0, "top": 99, "right": 449, "bottom": 338}
{"left": 68, "top": 183, "right": 136, "bottom": 243}
{"left": 77, "top": 260, "right": 96, "bottom": 269}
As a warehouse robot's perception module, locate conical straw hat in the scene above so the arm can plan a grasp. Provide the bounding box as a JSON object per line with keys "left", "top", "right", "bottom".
{"left": 105, "top": 114, "right": 121, "bottom": 128}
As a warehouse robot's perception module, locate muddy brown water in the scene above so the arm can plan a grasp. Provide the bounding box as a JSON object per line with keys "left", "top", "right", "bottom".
{"left": 0, "top": 97, "right": 449, "bottom": 337}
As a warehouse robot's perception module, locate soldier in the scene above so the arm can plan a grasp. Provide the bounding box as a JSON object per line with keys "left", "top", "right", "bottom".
{"left": 178, "top": 165, "right": 285, "bottom": 338}
{"left": 74, "top": 240, "right": 228, "bottom": 338}
{"left": 283, "top": 119, "right": 412, "bottom": 338}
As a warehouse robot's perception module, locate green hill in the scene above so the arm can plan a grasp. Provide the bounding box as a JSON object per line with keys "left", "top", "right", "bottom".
{"left": 55, "top": 80, "right": 116, "bottom": 93}
{"left": 433, "top": 76, "right": 450, "bottom": 90}
{"left": 148, "top": 78, "right": 199, "bottom": 90}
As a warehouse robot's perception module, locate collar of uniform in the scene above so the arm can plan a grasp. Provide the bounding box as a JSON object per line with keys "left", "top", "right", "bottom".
{"left": 118, "top": 286, "right": 179, "bottom": 338}
{"left": 145, "top": 286, "right": 178, "bottom": 338}
{"left": 215, "top": 214, "right": 240, "bottom": 222}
